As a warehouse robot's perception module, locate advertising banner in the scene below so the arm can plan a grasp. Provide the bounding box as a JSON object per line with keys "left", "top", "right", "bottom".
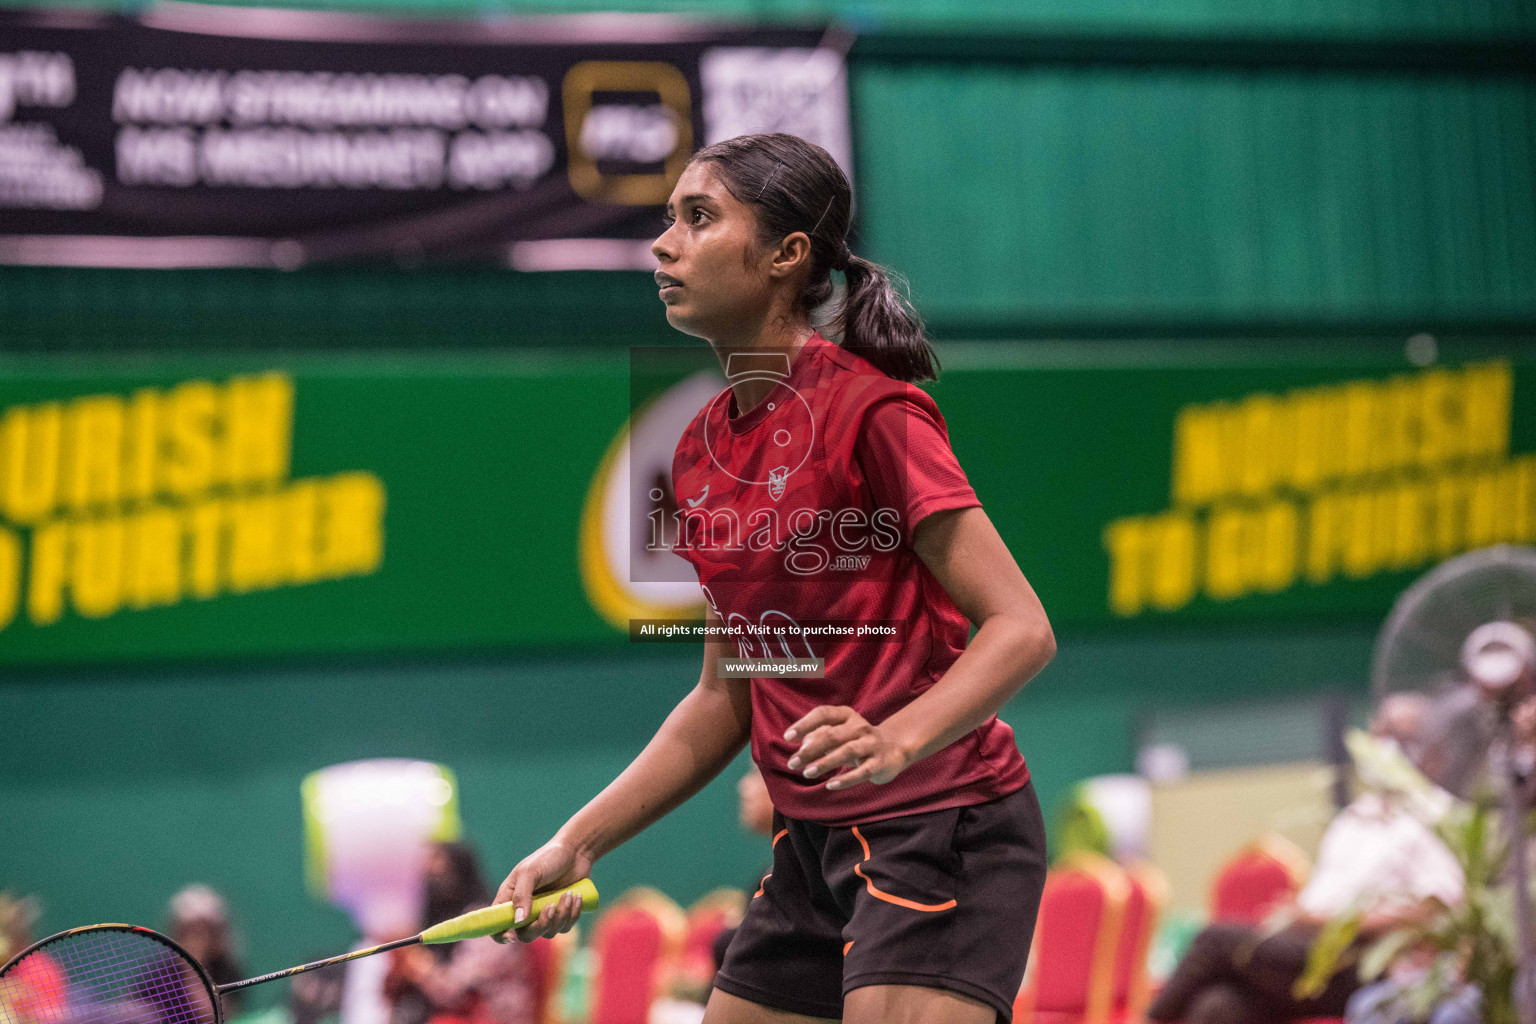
{"left": 0, "top": 343, "right": 1531, "bottom": 667}
{"left": 0, "top": 7, "right": 850, "bottom": 268}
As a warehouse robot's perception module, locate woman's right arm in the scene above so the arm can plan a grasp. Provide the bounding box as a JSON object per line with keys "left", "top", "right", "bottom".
{"left": 492, "top": 605, "right": 751, "bottom": 940}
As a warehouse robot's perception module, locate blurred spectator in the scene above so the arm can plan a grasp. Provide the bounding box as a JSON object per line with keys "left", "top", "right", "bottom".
{"left": 291, "top": 963, "right": 349, "bottom": 1024}
{"left": 169, "top": 885, "right": 246, "bottom": 1016}
{"left": 735, "top": 764, "right": 775, "bottom": 837}
{"left": 1, "top": 892, "right": 38, "bottom": 962}
{"left": 1338, "top": 686, "right": 1536, "bottom": 1024}
{"left": 1, "top": 893, "right": 67, "bottom": 1024}
{"left": 384, "top": 843, "right": 534, "bottom": 1024}
{"left": 117, "top": 885, "right": 242, "bottom": 1024}
{"left": 1346, "top": 979, "right": 1481, "bottom": 1024}
{"left": 1147, "top": 695, "right": 1463, "bottom": 1024}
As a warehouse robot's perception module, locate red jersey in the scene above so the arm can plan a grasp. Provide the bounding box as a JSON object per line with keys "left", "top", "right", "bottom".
{"left": 670, "top": 333, "right": 1031, "bottom": 825}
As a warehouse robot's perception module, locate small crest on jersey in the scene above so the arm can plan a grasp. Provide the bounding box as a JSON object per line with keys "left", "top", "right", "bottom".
{"left": 767, "top": 465, "right": 790, "bottom": 501}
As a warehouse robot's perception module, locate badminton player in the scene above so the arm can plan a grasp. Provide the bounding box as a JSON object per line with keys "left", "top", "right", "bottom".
{"left": 492, "top": 133, "right": 1056, "bottom": 1024}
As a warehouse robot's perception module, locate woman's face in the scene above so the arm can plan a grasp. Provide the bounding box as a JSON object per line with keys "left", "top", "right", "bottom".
{"left": 651, "top": 161, "right": 778, "bottom": 341}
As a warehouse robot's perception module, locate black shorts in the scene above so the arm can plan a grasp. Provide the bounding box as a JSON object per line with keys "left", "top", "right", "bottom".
{"left": 712, "top": 781, "right": 1048, "bottom": 1023}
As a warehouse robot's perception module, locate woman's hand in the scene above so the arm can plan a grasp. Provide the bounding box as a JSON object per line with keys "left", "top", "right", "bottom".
{"left": 490, "top": 839, "right": 594, "bottom": 944}
{"left": 785, "top": 705, "right": 913, "bottom": 791}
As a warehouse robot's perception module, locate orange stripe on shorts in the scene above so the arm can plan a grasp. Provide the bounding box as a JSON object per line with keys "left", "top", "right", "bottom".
{"left": 753, "top": 829, "right": 791, "bottom": 898}
{"left": 850, "top": 825, "right": 957, "bottom": 913}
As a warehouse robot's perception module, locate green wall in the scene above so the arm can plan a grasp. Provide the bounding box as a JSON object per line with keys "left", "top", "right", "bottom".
{"left": 858, "top": 67, "right": 1536, "bottom": 335}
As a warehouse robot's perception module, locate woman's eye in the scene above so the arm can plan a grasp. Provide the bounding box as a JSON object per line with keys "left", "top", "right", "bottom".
{"left": 691, "top": 209, "right": 708, "bottom": 225}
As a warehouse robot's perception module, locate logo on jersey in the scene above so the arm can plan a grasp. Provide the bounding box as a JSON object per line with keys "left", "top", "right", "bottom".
{"left": 685, "top": 485, "right": 709, "bottom": 508}
{"left": 767, "top": 465, "right": 789, "bottom": 501}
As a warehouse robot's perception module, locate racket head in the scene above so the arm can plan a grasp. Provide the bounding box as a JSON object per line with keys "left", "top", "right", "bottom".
{"left": 1, "top": 925, "right": 222, "bottom": 1024}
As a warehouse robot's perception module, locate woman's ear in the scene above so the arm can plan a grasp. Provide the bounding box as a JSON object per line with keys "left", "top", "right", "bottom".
{"left": 766, "top": 231, "right": 812, "bottom": 279}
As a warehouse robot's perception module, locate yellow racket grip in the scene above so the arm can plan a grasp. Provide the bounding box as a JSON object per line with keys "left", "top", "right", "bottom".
{"left": 420, "top": 879, "right": 599, "bottom": 944}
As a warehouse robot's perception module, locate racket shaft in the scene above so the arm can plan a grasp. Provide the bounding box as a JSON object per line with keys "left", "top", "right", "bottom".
{"left": 421, "top": 879, "right": 599, "bottom": 944}
{"left": 214, "top": 880, "right": 598, "bottom": 994}
{"left": 216, "top": 936, "right": 419, "bottom": 994}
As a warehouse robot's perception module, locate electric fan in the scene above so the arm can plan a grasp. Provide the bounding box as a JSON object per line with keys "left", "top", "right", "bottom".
{"left": 1372, "top": 545, "right": 1536, "bottom": 1024}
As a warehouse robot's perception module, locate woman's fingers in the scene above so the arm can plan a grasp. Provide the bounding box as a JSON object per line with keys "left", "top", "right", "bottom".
{"left": 557, "top": 889, "right": 584, "bottom": 934}
{"left": 799, "top": 736, "right": 874, "bottom": 780}
{"left": 491, "top": 841, "right": 584, "bottom": 943}
{"left": 784, "top": 704, "right": 915, "bottom": 791}
{"left": 788, "top": 714, "right": 869, "bottom": 770}
{"left": 517, "top": 889, "right": 585, "bottom": 943}
{"left": 824, "top": 760, "right": 877, "bottom": 791}
{"left": 490, "top": 866, "right": 536, "bottom": 944}
{"left": 518, "top": 902, "right": 557, "bottom": 943}
{"left": 784, "top": 705, "right": 853, "bottom": 744}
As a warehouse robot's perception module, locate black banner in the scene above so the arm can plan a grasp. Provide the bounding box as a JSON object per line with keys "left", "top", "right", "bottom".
{"left": 0, "top": 7, "right": 850, "bottom": 268}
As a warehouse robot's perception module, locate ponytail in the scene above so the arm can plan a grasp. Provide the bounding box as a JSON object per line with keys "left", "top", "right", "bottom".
{"left": 832, "top": 254, "right": 939, "bottom": 384}
{"left": 689, "top": 133, "right": 940, "bottom": 384}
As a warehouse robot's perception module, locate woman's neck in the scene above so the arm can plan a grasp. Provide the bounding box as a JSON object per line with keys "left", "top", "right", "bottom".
{"left": 710, "top": 314, "right": 815, "bottom": 419}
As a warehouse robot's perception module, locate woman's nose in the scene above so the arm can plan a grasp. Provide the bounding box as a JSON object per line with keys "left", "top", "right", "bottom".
{"left": 652, "top": 224, "right": 677, "bottom": 263}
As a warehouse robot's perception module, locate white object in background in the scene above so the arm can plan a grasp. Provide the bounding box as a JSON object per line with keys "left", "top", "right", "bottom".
{"left": 339, "top": 946, "right": 394, "bottom": 1024}
{"left": 1137, "top": 743, "right": 1190, "bottom": 784}
{"left": 1081, "top": 774, "right": 1153, "bottom": 863}
{"left": 1462, "top": 621, "right": 1536, "bottom": 694}
{"left": 699, "top": 48, "right": 853, "bottom": 182}
{"left": 301, "top": 759, "right": 462, "bottom": 939}
{"left": 650, "top": 998, "right": 707, "bottom": 1024}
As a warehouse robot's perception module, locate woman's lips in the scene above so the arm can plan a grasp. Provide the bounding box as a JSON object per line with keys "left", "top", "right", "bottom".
{"left": 655, "top": 272, "right": 683, "bottom": 300}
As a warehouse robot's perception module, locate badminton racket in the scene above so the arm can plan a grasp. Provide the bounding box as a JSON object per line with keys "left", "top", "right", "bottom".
{"left": 0, "top": 879, "right": 598, "bottom": 1024}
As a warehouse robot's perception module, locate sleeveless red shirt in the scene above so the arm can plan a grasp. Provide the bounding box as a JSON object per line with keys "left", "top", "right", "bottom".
{"left": 670, "top": 334, "right": 1031, "bottom": 825}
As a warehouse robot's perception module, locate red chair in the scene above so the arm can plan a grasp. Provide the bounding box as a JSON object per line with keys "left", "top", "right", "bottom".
{"left": 523, "top": 929, "right": 577, "bottom": 1024}
{"left": 587, "top": 887, "right": 686, "bottom": 1024}
{"left": 1208, "top": 841, "right": 1339, "bottom": 1024}
{"left": 1208, "top": 836, "right": 1309, "bottom": 925}
{"left": 1015, "top": 851, "right": 1129, "bottom": 1024}
{"left": 1108, "top": 862, "right": 1167, "bottom": 1024}
{"left": 673, "top": 888, "right": 745, "bottom": 1002}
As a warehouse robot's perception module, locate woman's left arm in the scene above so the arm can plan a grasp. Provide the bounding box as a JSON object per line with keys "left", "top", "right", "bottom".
{"left": 786, "top": 505, "right": 1055, "bottom": 791}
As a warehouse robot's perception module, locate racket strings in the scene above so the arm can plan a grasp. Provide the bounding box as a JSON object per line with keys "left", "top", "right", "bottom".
{"left": 2, "top": 930, "right": 217, "bottom": 1024}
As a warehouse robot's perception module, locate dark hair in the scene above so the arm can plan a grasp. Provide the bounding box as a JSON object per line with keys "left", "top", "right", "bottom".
{"left": 421, "top": 840, "right": 491, "bottom": 931}
{"left": 688, "top": 133, "right": 939, "bottom": 384}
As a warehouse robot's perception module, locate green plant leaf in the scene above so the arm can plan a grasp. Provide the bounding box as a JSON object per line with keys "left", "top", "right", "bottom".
{"left": 1481, "top": 886, "right": 1518, "bottom": 959}
{"left": 1464, "top": 803, "right": 1488, "bottom": 887}
{"left": 1359, "top": 928, "right": 1419, "bottom": 982}
{"left": 1296, "top": 913, "right": 1360, "bottom": 999}
{"left": 1346, "top": 729, "right": 1456, "bottom": 826}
